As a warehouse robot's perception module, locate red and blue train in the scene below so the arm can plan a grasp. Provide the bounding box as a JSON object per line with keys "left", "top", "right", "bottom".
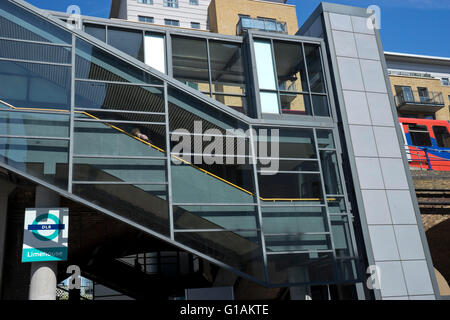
{"left": 399, "top": 118, "right": 450, "bottom": 171}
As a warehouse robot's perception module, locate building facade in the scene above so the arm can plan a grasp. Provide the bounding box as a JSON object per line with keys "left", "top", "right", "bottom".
{"left": 110, "top": 0, "right": 212, "bottom": 31}
{"left": 385, "top": 52, "right": 450, "bottom": 121}
{"left": 208, "top": 0, "right": 298, "bottom": 36}
{"left": 0, "top": 0, "right": 445, "bottom": 300}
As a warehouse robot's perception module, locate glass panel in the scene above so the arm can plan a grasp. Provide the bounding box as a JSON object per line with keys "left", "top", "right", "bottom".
{"left": 84, "top": 24, "right": 106, "bottom": 42}
{"left": 258, "top": 173, "right": 324, "bottom": 202}
{"left": 0, "top": 39, "right": 71, "bottom": 64}
{"left": 260, "top": 91, "right": 279, "bottom": 114}
{"left": 144, "top": 33, "right": 166, "bottom": 74}
{"left": 327, "top": 197, "right": 347, "bottom": 214}
{"left": 107, "top": 27, "right": 144, "bottom": 62}
{"left": 267, "top": 252, "right": 336, "bottom": 285}
{"left": 171, "top": 162, "right": 255, "bottom": 204}
{"left": 280, "top": 93, "right": 311, "bottom": 115}
{"left": 316, "top": 129, "right": 335, "bottom": 149}
{"left": 171, "top": 36, "right": 209, "bottom": 92}
{"left": 407, "top": 124, "right": 432, "bottom": 147}
{"left": 209, "top": 41, "right": 246, "bottom": 95}
{"left": 75, "top": 111, "right": 166, "bottom": 149}
{"left": 175, "top": 231, "right": 265, "bottom": 281}
{"left": 74, "top": 121, "right": 166, "bottom": 157}
{"left": 73, "top": 184, "right": 169, "bottom": 236}
{"left": 169, "top": 132, "right": 249, "bottom": 160}
{"left": 432, "top": 126, "right": 450, "bottom": 148}
{"left": 331, "top": 215, "right": 354, "bottom": 257}
{"left": 173, "top": 205, "right": 258, "bottom": 230}
{"left": 311, "top": 94, "right": 330, "bottom": 117}
{"left": 75, "top": 109, "right": 165, "bottom": 124}
{"left": 0, "top": 110, "right": 69, "bottom": 137}
{"left": 255, "top": 127, "right": 317, "bottom": 159}
{"left": 265, "top": 234, "right": 331, "bottom": 252}
{"left": 0, "top": 60, "right": 71, "bottom": 110}
{"left": 273, "top": 41, "right": 308, "bottom": 93}
{"left": 258, "top": 159, "right": 319, "bottom": 172}
{"left": 168, "top": 86, "right": 248, "bottom": 133}
{"left": 212, "top": 94, "right": 247, "bottom": 114}
{"left": 0, "top": 1, "right": 71, "bottom": 44}
{"left": 75, "top": 38, "right": 161, "bottom": 85}
{"left": 304, "top": 44, "right": 326, "bottom": 93}
{"left": 320, "top": 150, "right": 343, "bottom": 195}
{"left": 73, "top": 157, "right": 166, "bottom": 183}
{"left": 0, "top": 137, "right": 68, "bottom": 189}
{"left": 262, "top": 206, "right": 329, "bottom": 234}
{"left": 75, "top": 81, "right": 164, "bottom": 113}
{"left": 253, "top": 40, "right": 277, "bottom": 90}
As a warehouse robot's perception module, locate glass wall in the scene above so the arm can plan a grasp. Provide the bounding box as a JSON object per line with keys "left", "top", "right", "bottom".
{"left": 0, "top": 1, "right": 71, "bottom": 188}
{"left": 253, "top": 38, "right": 330, "bottom": 117}
{"left": 0, "top": 0, "right": 359, "bottom": 287}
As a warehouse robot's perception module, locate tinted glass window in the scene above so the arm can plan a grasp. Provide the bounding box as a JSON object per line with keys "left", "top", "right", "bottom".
{"left": 209, "top": 41, "right": 246, "bottom": 95}
{"left": 171, "top": 36, "right": 209, "bottom": 92}
{"left": 304, "top": 44, "right": 325, "bottom": 93}
{"left": 107, "top": 27, "right": 144, "bottom": 61}
{"left": 433, "top": 126, "right": 450, "bottom": 148}
{"left": 75, "top": 38, "right": 161, "bottom": 85}
{"left": 0, "top": 60, "right": 71, "bottom": 110}
{"left": 0, "top": 1, "right": 71, "bottom": 44}
{"left": 408, "top": 124, "right": 432, "bottom": 147}
{"left": 84, "top": 24, "right": 106, "bottom": 42}
{"left": 273, "top": 41, "right": 308, "bottom": 93}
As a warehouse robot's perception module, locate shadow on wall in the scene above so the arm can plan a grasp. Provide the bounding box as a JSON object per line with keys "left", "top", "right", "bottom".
{"left": 426, "top": 218, "right": 450, "bottom": 296}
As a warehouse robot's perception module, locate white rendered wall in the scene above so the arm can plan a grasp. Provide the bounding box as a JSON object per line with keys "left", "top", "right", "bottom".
{"left": 124, "top": 0, "right": 211, "bottom": 30}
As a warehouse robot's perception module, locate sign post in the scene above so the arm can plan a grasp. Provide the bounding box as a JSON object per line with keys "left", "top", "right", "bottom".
{"left": 22, "top": 208, "right": 69, "bottom": 263}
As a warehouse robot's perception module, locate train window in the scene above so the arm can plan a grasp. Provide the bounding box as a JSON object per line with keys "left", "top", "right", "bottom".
{"left": 433, "top": 126, "right": 450, "bottom": 148}
{"left": 407, "top": 124, "right": 432, "bottom": 147}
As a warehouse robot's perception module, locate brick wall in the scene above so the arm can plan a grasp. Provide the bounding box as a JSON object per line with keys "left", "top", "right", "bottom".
{"left": 389, "top": 75, "right": 450, "bottom": 121}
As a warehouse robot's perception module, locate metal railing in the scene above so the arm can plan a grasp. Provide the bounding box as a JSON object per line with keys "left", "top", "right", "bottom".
{"left": 395, "top": 90, "right": 444, "bottom": 107}
{"left": 404, "top": 145, "right": 450, "bottom": 171}
{"left": 236, "top": 17, "right": 287, "bottom": 35}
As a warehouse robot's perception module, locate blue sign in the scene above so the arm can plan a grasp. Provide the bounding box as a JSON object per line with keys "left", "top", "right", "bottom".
{"left": 22, "top": 208, "right": 69, "bottom": 263}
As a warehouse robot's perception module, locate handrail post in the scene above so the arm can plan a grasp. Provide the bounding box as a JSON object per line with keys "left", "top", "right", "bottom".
{"left": 424, "top": 148, "right": 433, "bottom": 171}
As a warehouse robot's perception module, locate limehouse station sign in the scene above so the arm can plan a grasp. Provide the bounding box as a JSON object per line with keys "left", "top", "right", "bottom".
{"left": 22, "top": 208, "right": 69, "bottom": 262}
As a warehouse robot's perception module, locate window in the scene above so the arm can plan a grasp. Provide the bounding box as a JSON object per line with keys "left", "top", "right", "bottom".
{"left": 441, "top": 77, "right": 450, "bottom": 86}
{"left": 189, "top": 0, "right": 199, "bottom": 5}
{"left": 395, "top": 85, "right": 414, "bottom": 103}
{"left": 171, "top": 36, "right": 209, "bottom": 91}
{"left": 164, "top": 19, "right": 180, "bottom": 26}
{"left": 433, "top": 126, "right": 450, "bottom": 148}
{"left": 418, "top": 87, "right": 430, "bottom": 103}
{"left": 164, "top": 0, "right": 178, "bottom": 8}
{"left": 84, "top": 24, "right": 106, "bottom": 42}
{"left": 138, "top": 16, "right": 154, "bottom": 23}
{"left": 408, "top": 124, "right": 432, "bottom": 147}
{"left": 253, "top": 39, "right": 329, "bottom": 116}
{"left": 191, "top": 22, "right": 200, "bottom": 29}
{"left": 107, "top": 27, "right": 144, "bottom": 62}
{"left": 138, "top": 0, "right": 153, "bottom": 4}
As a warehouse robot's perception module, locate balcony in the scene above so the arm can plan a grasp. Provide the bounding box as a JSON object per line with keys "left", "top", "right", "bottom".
{"left": 395, "top": 90, "right": 445, "bottom": 113}
{"left": 236, "top": 17, "right": 287, "bottom": 35}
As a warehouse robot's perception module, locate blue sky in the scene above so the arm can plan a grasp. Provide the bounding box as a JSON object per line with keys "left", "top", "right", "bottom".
{"left": 27, "top": 0, "right": 450, "bottom": 57}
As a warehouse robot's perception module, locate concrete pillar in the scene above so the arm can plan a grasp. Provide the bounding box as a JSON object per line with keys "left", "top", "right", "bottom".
{"left": 0, "top": 180, "right": 16, "bottom": 296}
{"left": 28, "top": 186, "right": 60, "bottom": 300}
{"left": 288, "top": 266, "right": 312, "bottom": 300}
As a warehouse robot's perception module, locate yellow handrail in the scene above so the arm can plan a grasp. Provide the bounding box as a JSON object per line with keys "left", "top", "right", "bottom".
{"left": 0, "top": 100, "right": 336, "bottom": 202}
